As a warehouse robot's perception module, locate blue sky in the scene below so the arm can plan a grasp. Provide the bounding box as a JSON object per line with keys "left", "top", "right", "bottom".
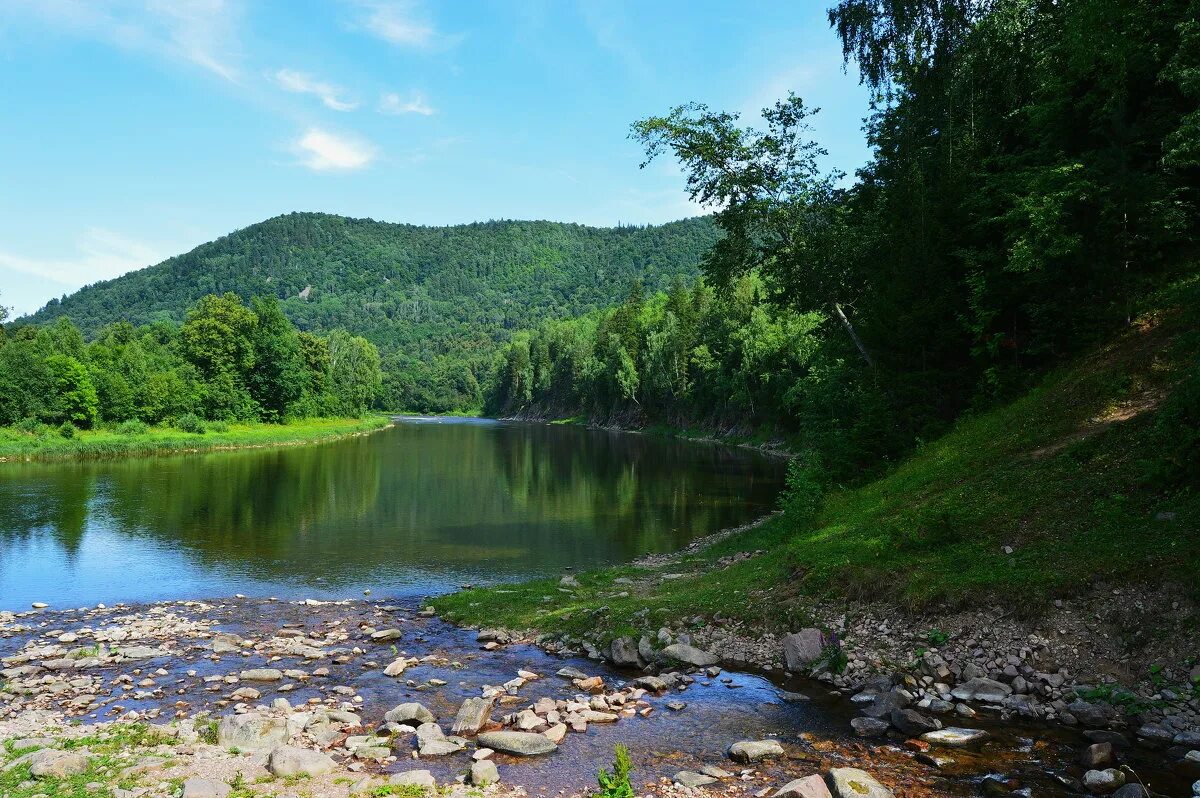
{"left": 0, "top": 1, "right": 871, "bottom": 317}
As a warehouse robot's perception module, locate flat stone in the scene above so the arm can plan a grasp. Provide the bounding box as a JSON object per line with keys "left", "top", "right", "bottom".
{"left": 920, "top": 727, "right": 988, "bottom": 747}
{"left": 239, "top": 668, "right": 283, "bottom": 682}
{"left": 556, "top": 666, "right": 589, "bottom": 679}
{"left": 451, "top": 697, "right": 494, "bottom": 735}
{"left": 27, "top": 749, "right": 89, "bottom": 779}
{"left": 476, "top": 731, "right": 558, "bottom": 756}
{"left": 371, "top": 629, "right": 403, "bottom": 642}
{"left": 828, "top": 767, "right": 894, "bottom": 798}
{"left": 470, "top": 759, "right": 500, "bottom": 786}
{"left": 950, "top": 678, "right": 1012, "bottom": 703}
{"left": 776, "top": 775, "right": 833, "bottom": 798}
{"left": 383, "top": 658, "right": 408, "bottom": 677}
{"left": 851, "top": 717, "right": 889, "bottom": 738}
{"left": 181, "top": 777, "right": 232, "bottom": 798}
{"left": 385, "top": 702, "right": 436, "bottom": 727}
{"left": 267, "top": 746, "right": 336, "bottom": 777}
{"left": 9, "top": 738, "right": 55, "bottom": 752}
{"left": 674, "top": 771, "right": 717, "bottom": 788}
{"left": 891, "top": 708, "right": 941, "bottom": 735}
{"left": 729, "top": 739, "right": 784, "bottom": 763}
{"left": 390, "top": 770, "right": 437, "bottom": 791}
{"left": 661, "top": 643, "right": 719, "bottom": 667}
{"left": 217, "top": 713, "right": 288, "bottom": 751}
{"left": 1082, "top": 769, "right": 1125, "bottom": 794}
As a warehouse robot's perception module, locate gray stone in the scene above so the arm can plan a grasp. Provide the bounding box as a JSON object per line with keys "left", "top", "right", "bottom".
{"left": 781, "top": 629, "right": 825, "bottom": 672}
{"left": 860, "top": 689, "right": 910, "bottom": 719}
{"left": 385, "top": 702, "right": 436, "bottom": 727}
{"left": 890, "top": 708, "right": 941, "bottom": 735}
{"left": 217, "top": 713, "right": 288, "bottom": 752}
{"left": 27, "top": 749, "right": 89, "bottom": 779}
{"left": 477, "top": 629, "right": 512, "bottom": 645}
{"left": 267, "top": 746, "right": 336, "bottom": 777}
{"left": 951, "top": 678, "right": 1012, "bottom": 703}
{"left": 9, "top": 738, "right": 55, "bottom": 752}
{"left": 1136, "top": 724, "right": 1175, "bottom": 746}
{"left": 728, "top": 739, "right": 784, "bottom": 763}
{"left": 850, "top": 717, "right": 889, "bottom": 738}
{"left": 181, "top": 777, "right": 232, "bottom": 798}
{"left": 1174, "top": 731, "right": 1200, "bottom": 747}
{"left": 476, "top": 731, "right": 558, "bottom": 756}
{"left": 661, "top": 643, "right": 719, "bottom": 667}
{"left": 1068, "top": 701, "right": 1116, "bottom": 728}
{"left": 674, "top": 771, "right": 717, "bottom": 788}
{"left": 390, "top": 770, "right": 437, "bottom": 791}
{"left": 556, "top": 666, "right": 589, "bottom": 679}
{"left": 775, "top": 775, "right": 833, "bottom": 798}
{"left": 608, "top": 636, "right": 643, "bottom": 668}
{"left": 1084, "top": 730, "right": 1130, "bottom": 748}
{"left": 1082, "top": 769, "right": 1125, "bottom": 794}
{"left": 370, "top": 628, "right": 402, "bottom": 642}
{"left": 920, "top": 727, "right": 988, "bottom": 747}
{"left": 1080, "top": 742, "right": 1115, "bottom": 769}
{"left": 451, "top": 697, "right": 493, "bottom": 735}
{"left": 470, "top": 759, "right": 500, "bottom": 786}
{"left": 239, "top": 668, "right": 283, "bottom": 682}
{"left": 827, "top": 768, "right": 894, "bottom": 798}
{"left": 633, "top": 675, "right": 668, "bottom": 692}
{"left": 1110, "top": 785, "right": 1149, "bottom": 798}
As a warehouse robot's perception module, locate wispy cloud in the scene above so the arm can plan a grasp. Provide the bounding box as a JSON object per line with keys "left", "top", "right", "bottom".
{"left": 345, "top": 0, "right": 459, "bottom": 50}
{"left": 0, "top": 228, "right": 165, "bottom": 288}
{"left": 273, "top": 69, "right": 358, "bottom": 111}
{"left": 2, "top": 0, "right": 243, "bottom": 82}
{"left": 378, "top": 90, "right": 434, "bottom": 116}
{"left": 292, "top": 128, "right": 376, "bottom": 171}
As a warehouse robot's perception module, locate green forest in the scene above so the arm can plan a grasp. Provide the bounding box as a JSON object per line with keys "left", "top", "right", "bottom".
{"left": 487, "top": 0, "right": 1200, "bottom": 482}
{"left": 0, "top": 292, "right": 381, "bottom": 436}
{"left": 22, "top": 215, "right": 718, "bottom": 413}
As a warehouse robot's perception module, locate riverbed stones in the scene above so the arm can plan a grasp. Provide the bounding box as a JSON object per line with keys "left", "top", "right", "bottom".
{"left": 26, "top": 749, "right": 89, "bottom": 779}
{"left": 776, "top": 775, "right": 833, "bottom": 798}
{"left": 950, "top": 678, "right": 1012, "bottom": 703}
{"left": 470, "top": 759, "right": 500, "bottom": 786}
{"left": 217, "top": 713, "right": 288, "bottom": 751}
{"left": 828, "top": 768, "right": 893, "bottom": 798}
{"left": 239, "top": 668, "right": 283, "bottom": 682}
{"left": 890, "top": 708, "right": 941, "bottom": 735}
{"left": 782, "top": 629, "right": 825, "bottom": 672}
{"left": 451, "top": 696, "right": 494, "bottom": 735}
{"left": 181, "top": 777, "right": 231, "bottom": 798}
{"left": 675, "top": 771, "right": 717, "bottom": 788}
{"left": 729, "top": 739, "right": 784, "bottom": 763}
{"left": 267, "top": 746, "right": 336, "bottom": 778}
{"left": 385, "top": 702, "right": 436, "bottom": 727}
{"left": 850, "top": 717, "right": 889, "bottom": 738}
{"left": 920, "top": 727, "right": 988, "bottom": 747}
{"left": 477, "top": 731, "right": 558, "bottom": 756}
{"left": 1083, "top": 768, "right": 1126, "bottom": 794}
{"left": 662, "top": 643, "right": 720, "bottom": 667}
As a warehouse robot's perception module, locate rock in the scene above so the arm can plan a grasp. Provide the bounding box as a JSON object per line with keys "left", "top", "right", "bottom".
{"left": 827, "top": 768, "right": 894, "bottom": 798}
{"left": 1111, "top": 785, "right": 1149, "bottom": 798}
{"left": 476, "top": 731, "right": 558, "bottom": 756}
{"left": 385, "top": 702, "right": 436, "bottom": 727}
{"left": 451, "top": 697, "right": 494, "bottom": 735}
{"left": 239, "top": 668, "right": 283, "bottom": 682}
{"left": 556, "top": 666, "right": 589, "bottom": 679}
{"left": 390, "top": 770, "right": 437, "bottom": 791}
{"left": 544, "top": 723, "right": 567, "bottom": 744}
{"left": 666, "top": 700, "right": 687, "bottom": 711}
{"left": 850, "top": 717, "right": 889, "bottom": 738}
{"left": 1192, "top": 779, "right": 1200, "bottom": 798}
{"left": 471, "top": 759, "right": 500, "bottom": 786}
{"left": 1084, "top": 730, "right": 1131, "bottom": 748}
{"left": 383, "top": 658, "right": 408, "bottom": 677}
{"left": 27, "top": 749, "right": 89, "bottom": 779}
{"left": 560, "top": 575, "right": 581, "bottom": 588}
{"left": 10, "top": 738, "right": 55, "bottom": 752}
{"left": 1174, "top": 732, "right": 1200, "bottom": 747}
{"left": 890, "top": 708, "right": 941, "bottom": 735}
{"left": 217, "top": 713, "right": 288, "bottom": 751}
{"left": 782, "top": 629, "right": 825, "bottom": 672}
{"left": 181, "top": 778, "right": 232, "bottom": 798}
{"left": 920, "top": 727, "right": 988, "bottom": 747}
{"left": 860, "top": 690, "right": 910, "bottom": 719}
{"left": 477, "top": 629, "right": 512, "bottom": 645}
{"left": 633, "top": 675, "right": 668, "bottom": 692}
{"left": 267, "top": 746, "right": 336, "bottom": 777}
{"left": 776, "top": 775, "right": 833, "bottom": 798}
{"left": 951, "top": 678, "right": 1012, "bottom": 703}
{"left": 661, "top": 643, "right": 720, "bottom": 667}
{"left": 675, "top": 771, "right": 718, "bottom": 788}
{"left": 370, "top": 628, "right": 402, "bottom": 642}
{"left": 1135, "top": 724, "right": 1175, "bottom": 746}
{"left": 702, "top": 766, "right": 733, "bottom": 779}
{"left": 1080, "top": 742, "right": 1115, "bottom": 769}
{"left": 1184, "top": 750, "right": 1200, "bottom": 763}
{"left": 728, "top": 739, "right": 784, "bottom": 763}
{"left": 608, "top": 636, "right": 643, "bottom": 668}
{"left": 1068, "top": 701, "right": 1116, "bottom": 728}
{"left": 1082, "top": 769, "right": 1125, "bottom": 794}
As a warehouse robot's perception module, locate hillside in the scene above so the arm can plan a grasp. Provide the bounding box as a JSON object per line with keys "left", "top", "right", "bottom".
{"left": 25, "top": 213, "right": 718, "bottom": 411}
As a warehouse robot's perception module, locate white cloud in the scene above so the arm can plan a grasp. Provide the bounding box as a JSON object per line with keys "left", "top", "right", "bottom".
{"left": 274, "top": 69, "right": 358, "bottom": 111}
{"left": 0, "top": 228, "right": 165, "bottom": 288}
{"left": 378, "top": 90, "right": 433, "bottom": 116}
{"left": 2, "top": 0, "right": 243, "bottom": 82}
{"left": 345, "top": 0, "right": 458, "bottom": 50}
{"left": 292, "top": 128, "right": 376, "bottom": 171}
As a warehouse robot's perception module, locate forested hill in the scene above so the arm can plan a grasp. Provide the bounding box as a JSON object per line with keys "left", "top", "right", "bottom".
{"left": 25, "top": 213, "right": 718, "bottom": 411}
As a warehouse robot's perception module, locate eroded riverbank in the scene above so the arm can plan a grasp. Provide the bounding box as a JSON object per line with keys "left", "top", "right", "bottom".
{"left": 2, "top": 597, "right": 1198, "bottom": 798}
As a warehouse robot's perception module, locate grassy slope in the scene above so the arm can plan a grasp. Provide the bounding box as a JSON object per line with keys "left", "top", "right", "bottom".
{"left": 0, "top": 416, "right": 391, "bottom": 461}
{"left": 433, "top": 277, "right": 1198, "bottom": 638}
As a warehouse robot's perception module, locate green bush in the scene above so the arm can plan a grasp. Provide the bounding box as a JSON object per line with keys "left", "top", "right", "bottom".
{"left": 174, "top": 412, "right": 207, "bottom": 434}
{"left": 58, "top": 421, "right": 77, "bottom": 439}
{"left": 116, "top": 419, "right": 149, "bottom": 435}
{"left": 780, "top": 455, "right": 825, "bottom": 525}
{"left": 208, "top": 420, "right": 230, "bottom": 433}
{"left": 595, "top": 744, "right": 634, "bottom": 798}
{"left": 14, "top": 417, "right": 45, "bottom": 435}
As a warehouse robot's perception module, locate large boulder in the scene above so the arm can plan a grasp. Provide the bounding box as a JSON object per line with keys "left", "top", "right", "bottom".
{"left": 267, "top": 746, "right": 335, "bottom": 778}
{"left": 860, "top": 690, "right": 910, "bottom": 719}
{"left": 476, "top": 731, "right": 558, "bottom": 756}
{"left": 661, "top": 643, "right": 720, "bottom": 667}
{"left": 781, "top": 629, "right": 825, "bottom": 672}
{"left": 217, "top": 713, "right": 288, "bottom": 752}
{"left": 451, "top": 697, "right": 494, "bottom": 735}
{"left": 729, "top": 739, "right": 784, "bottom": 763}
{"left": 470, "top": 759, "right": 500, "bottom": 786}
{"left": 827, "top": 768, "right": 894, "bottom": 798}
{"left": 385, "top": 702, "right": 436, "bottom": 727}
{"left": 1067, "top": 701, "right": 1116, "bottom": 728}
{"left": 608, "top": 636, "right": 643, "bottom": 668}
{"left": 27, "top": 749, "right": 89, "bottom": 779}
{"left": 950, "top": 678, "right": 1012, "bottom": 703}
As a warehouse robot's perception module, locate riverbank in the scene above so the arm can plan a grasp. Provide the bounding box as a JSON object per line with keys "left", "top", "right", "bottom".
{"left": 0, "top": 416, "right": 392, "bottom": 462}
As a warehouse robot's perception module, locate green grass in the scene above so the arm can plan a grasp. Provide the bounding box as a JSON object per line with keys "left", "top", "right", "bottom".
{"left": 0, "top": 416, "right": 391, "bottom": 461}
{"left": 433, "top": 276, "right": 1199, "bottom": 638}
{"left": 0, "top": 723, "right": 176, "bottom": 798}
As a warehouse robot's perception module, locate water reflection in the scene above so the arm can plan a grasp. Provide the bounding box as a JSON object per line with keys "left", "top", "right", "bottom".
{"left": 0, "top": 421, "right": 785, "bottom": 609}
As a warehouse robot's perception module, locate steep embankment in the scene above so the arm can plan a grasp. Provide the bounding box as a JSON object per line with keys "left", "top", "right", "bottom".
{"left": 433, "top": 276, "right": 1199, "bottom": 702}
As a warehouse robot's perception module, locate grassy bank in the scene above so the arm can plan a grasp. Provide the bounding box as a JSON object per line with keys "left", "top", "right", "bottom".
{"left": 0, "top": 416, "right": 392, "bottom": 462}
{"left": 433, "top": 277, "right": 1199, "bottom": 640}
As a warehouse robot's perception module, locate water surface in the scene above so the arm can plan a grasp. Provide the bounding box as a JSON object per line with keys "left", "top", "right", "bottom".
{"left": 0, "top": 419, "right": 785, "bottom": 609}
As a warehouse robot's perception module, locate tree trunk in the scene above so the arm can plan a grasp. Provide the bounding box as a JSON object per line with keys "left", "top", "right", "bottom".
{"left": 832, "top": 302, "right": 875, "bottom": 370}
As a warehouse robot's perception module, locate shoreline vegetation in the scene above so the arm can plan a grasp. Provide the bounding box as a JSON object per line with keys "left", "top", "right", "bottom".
{"left": 0, "top": 415, "right": 391, "bottom": 462}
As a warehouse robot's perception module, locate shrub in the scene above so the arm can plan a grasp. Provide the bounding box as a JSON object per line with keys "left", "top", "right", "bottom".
{"left": 780, "top": 454, "right": 825, "bottom": 525}
{"left": 14, "top": 417, "right": 44, "bottom": 435}
{"left": 596, "top": 744, "right": 634, "bottom": 798}
{"left": 58, "top": 421, "right": 77, "bottom": 439}
{"left": 116, "top": 419, "right": 149, "bottom": 436}
{"left": 174, "top": 412, "right": 206, "bottom": 434}
{"left": 208, "top": 420, "right": 229, "bottom": 433}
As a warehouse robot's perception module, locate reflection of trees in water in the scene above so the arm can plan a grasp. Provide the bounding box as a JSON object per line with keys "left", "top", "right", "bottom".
{"left": 0, "top": 425, "right": 783, "bottom": 590}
